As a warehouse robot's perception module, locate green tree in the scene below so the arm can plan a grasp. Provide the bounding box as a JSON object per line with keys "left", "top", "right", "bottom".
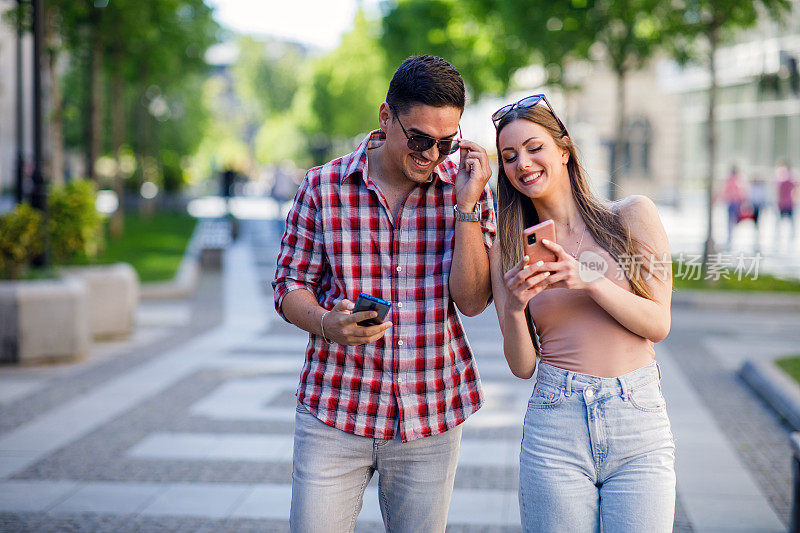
{"left": 382, "top": 0, "right": 675, "bottom": 199}
{"left": 232, "top": 36, "right": 305, "bottom": 120}
{"left": 57, "top": 0, "right": 218, "bottom": 229}
{"left": 381, "top": 0, "right": 531, "bottom": 98}
{"left": 304, "top": 11, "right": 390, "bottom": 145}
{"left": 666, "top": 0, "right": 791, "bottom": 271}
{"left": 509, "top": 0, "right": 674, "bottom": 200}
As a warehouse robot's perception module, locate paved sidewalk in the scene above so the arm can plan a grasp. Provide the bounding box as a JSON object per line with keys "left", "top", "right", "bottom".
{"left": 0, "top": 218, "right": 793, "bottom": 531}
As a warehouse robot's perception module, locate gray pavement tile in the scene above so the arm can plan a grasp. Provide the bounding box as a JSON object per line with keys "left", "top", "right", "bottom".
{"left": 0, "top": 480, "right": 78, "bottom": 513}
{"left": 219, "top": 518, "right": 289, "bottom": 532}
{"left": 446, "top": 488, "right": 519, "bottom": 527}
{"left": 140, "top": 482, "right": 251, "bottom": 518}
{"left": 673, "top": 494, "right": 694, "bottom": 533}
{"left": 674, "top": 441, "right": 773, "bottom": 498}
{"left": 128, "top": 432, "right": 295, "bottom": 462}
{"left": 453, "top": 465, "right": 518, "bottom": 491}
{"left": 684, "top": 494, "right": 787, "bottom": 532}
{"left": 664, "top": 332, "right": 793, "bottom": 526}
{"left": 229, "top": 484, "right": 290, "bottom": 520}
{"left": 128, "top": 432, "right": 219, "bottom": 461}
{"left": 0, "top": 272, "right": 223, "bottom": 439}
{"left": 0, "top": 377, "right": 45, "bottom": 406}
{"left": 9, "top": 368, "right": 295, "bottom": 485}
{"left": 49, "top": 482, "right": 163, "bottom": 515}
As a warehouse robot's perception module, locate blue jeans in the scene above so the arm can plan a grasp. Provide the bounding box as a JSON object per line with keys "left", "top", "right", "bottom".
{"left": 290, "top": 402, "right": 461, "bottom": 533}
{"left": 519, "top": 362, "right": 675, "bottom": 533}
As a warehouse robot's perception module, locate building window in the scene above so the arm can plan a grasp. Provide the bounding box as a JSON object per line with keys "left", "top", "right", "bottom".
{"left": 609, "top": 117, "right": 653, "bottom": 179}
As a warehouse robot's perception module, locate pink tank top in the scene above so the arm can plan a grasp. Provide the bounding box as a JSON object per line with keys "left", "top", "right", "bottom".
{"left": 528, "top": 244, "right": 655, "bottom": 378}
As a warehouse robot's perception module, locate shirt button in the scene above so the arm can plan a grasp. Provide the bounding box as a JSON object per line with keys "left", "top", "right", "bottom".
{"left": 396, "top": 266, "right": 402, "bottom": 272}
{"left": 397, "top": 302, "right": 403, "bottom": 308}
{"left": 397, "top": 340, "right": 404, "bottom": 346}
{"left": 397, "top": 377, "right": 404, "bottom": 383}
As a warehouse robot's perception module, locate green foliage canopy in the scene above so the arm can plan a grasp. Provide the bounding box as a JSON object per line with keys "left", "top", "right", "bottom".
{"left": 304, "top": 11, "right": 390, "bottom": 138}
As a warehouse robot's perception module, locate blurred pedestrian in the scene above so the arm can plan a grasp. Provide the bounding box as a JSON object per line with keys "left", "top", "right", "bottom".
{"left": 776, "top": 160, "right": 797, "bottom": 248}
{"left": 269, "top": 163, "right": 298, "bottom": 237}
{"left": 273, "top": 55, "right": 495, "bottom": 532}
{"left": 490, "top": 95, "right": 675, "bottom": 532}
{"left": 720, "top": 165, "right": 747, "bottom": 249}
{"left": 749, "top": 175, "right": 767, "bottom": 252}
{"left": 220, "top": 167, "right": 236, "bottom": 199}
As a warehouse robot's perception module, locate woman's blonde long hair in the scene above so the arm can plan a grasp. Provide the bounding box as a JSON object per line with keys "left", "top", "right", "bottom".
{"left": 495, "top": 104, "right": 655, "bottom": 352}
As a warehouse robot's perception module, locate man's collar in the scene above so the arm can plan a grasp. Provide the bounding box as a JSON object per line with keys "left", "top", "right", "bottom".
{"left": 341, "top": 129, "right": 454, "bottom": 185}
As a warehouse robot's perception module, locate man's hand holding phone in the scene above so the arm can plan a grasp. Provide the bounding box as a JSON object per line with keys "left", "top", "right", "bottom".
{"left": 322, "top": 297, "right": 392, "bottom": 346}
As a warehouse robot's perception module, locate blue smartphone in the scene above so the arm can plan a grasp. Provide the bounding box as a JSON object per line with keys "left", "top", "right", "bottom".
{"left": 353, "top": 293, "right": 391, "bottom": 327}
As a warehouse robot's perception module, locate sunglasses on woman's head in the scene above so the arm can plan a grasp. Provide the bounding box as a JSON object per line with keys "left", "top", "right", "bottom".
{"left": 491, "top": 94, "right": 568, "bottom": 135}
{"left": 389, "top": 104, "right": 462, "bottom": 155}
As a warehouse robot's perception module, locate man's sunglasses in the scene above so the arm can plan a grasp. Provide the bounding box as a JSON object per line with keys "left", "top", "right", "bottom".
{"left": 491, "top": 94, "right": 568, "bottom": 135}
{"left": 389, "top": 104, "right": 461, "bottom": 155}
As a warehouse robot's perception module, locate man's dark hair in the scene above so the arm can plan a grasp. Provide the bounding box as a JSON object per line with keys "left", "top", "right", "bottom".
{"left": 386, "top": 55, "right": 465, "bottom": 116}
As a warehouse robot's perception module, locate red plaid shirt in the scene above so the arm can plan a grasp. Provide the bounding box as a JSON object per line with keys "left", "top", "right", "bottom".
{"left": 273, "top": 130, "right": 496, "bottom": 442}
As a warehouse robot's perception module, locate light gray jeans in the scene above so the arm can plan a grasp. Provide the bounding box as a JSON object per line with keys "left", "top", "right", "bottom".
{"left": 290, "top": 402, "right": 462, "bottom": 533}
{"left": 520, "top": 361, "right": 676, "bottom": 532}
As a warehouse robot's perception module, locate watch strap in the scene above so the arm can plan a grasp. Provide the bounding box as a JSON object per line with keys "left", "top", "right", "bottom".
{"left": 453, "top": 204, "right": 480, "bottom": 222}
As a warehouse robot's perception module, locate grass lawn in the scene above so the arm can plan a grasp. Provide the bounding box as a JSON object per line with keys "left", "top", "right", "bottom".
{"left": 71, "top": 211, "right": 197, "bottom": 282}
{"left": 672, "top": 260, "right": 800, "bottom": 292}
{"left": 776, "top": 355, "right": 800, "bottom": 386}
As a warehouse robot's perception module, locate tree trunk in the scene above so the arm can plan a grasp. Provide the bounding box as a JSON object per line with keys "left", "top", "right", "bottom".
{"left": 85, "top": 7, "right": 103, "bottom": 182}
{"left": 134, "top": 87, "right": 147, "bottom": 216}
{"left": 110, "top": 55, "right": 125, "bottom": 238}
{"left": 46, "top": 7, "right": 64, "bottom": 185}
{"left": 610, "top": 67, "right": 627, "bottom": 201}
{"left": 702, "top": 23, "right": 719, "bottom": 276}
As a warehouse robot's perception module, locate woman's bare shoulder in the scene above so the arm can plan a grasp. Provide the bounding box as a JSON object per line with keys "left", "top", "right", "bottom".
{"left": 611, "top": 195, "right": 660, "bottom": 224}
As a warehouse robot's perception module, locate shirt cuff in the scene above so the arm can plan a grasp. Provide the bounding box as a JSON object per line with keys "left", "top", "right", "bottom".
{"left": 274, "top": 283, "right": 316, "bottom": 323}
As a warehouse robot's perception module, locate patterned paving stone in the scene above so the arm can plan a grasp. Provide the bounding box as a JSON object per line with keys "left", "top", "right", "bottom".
{"left": 665, "top": 317, "right": 795, "bottom": 527}
{"left": 0, "top": 218, "right": 789, "bottom": 532}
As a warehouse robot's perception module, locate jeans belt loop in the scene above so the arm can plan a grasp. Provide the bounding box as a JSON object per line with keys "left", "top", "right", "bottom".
{"left": 618, "top": 376, "right": 630, "bottom": 401}
{"left": 564, "top": 371, "right": 573, "bottom": 397}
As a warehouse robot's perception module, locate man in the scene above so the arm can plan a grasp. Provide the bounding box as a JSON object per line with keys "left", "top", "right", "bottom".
{"left": 272, "top": 55, "right": 495, "bottom": 532}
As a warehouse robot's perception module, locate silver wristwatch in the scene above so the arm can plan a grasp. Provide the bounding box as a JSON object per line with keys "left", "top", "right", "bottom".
{"left": 453, "top": 204, "right": 479, "bottom": 222}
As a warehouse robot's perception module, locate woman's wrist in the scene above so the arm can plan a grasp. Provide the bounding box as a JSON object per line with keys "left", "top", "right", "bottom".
{"left": 503, "top": 300, "right": 529, "bottom": 321}
{"left": 584, "top": 274, "right": 609, "bottom": 300}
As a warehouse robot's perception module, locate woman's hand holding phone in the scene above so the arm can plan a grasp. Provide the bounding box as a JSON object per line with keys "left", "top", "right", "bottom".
{"left": 538, "top": 238, "right": 592, "bottom": 291}
{"left": 322, "top": 299, "right": 393, "bottom": 346}
{"left": 502, "top": 256, "right": 551, "bottom": 313}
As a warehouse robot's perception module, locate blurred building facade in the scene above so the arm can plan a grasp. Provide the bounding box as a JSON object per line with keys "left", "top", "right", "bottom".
{"left": 466, "top": 4, "right": 800, "bottom": 207}
{"left": 461, "top": 55, "right": 683, "bottom": 204}
{"left": 0, "top": 0, "right": 33, "bottom": 195}
{"left": 561, "top": 61, "right": 682, "bottom": 204}
{"left": 661, "top": 0, "right": 800, "bottom": 196}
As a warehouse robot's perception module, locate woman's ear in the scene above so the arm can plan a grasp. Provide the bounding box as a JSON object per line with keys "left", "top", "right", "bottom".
{"left": 561, "top": 136, "right": 571, "bottom": 163}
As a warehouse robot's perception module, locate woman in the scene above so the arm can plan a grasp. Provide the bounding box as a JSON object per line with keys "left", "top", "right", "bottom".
{"left": 488, "top": 95, "right": 675, "bottom": 532}
{"left": 720, "top": 165, "right": 747, "bottom": 249}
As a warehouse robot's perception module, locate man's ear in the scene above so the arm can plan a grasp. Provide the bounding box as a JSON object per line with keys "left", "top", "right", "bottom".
{"left": 378, "top": 102, "right": 392, "bottom": 131}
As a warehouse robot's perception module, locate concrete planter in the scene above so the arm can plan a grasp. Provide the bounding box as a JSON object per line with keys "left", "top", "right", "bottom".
{"left": 59, "top": 263, "right": 139, "bottom": 340}
{"left": 0, "top": 277, "right": 91, "bottom": 364}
